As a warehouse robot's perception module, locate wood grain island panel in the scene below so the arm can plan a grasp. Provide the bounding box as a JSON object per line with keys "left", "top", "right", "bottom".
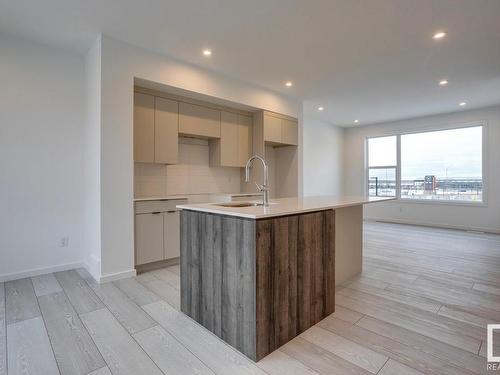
{"left": 180, "top": 209, "right": 335, "bottom": 361}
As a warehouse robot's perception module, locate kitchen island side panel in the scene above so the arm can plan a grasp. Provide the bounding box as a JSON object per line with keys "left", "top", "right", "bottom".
{"left": 180, "top": 209, "right": 335, "bottom": 361}
{"left": 255, "top": 210, "right": 335, "bottom": 360}
{"left": 180, "top": 210, "right": 257, "bottom": 359}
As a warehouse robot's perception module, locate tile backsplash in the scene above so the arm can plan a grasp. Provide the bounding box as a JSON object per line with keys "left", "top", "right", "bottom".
{"left": 134, "top": 137, "right": 241, "bottom": 197}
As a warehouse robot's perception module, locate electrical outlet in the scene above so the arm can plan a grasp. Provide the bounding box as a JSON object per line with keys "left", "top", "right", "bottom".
{"left": 399, "top": 206, "right": 403, "bottom": 213}
{"left": 60, "top": 236, "right": 69, "bottom": 247}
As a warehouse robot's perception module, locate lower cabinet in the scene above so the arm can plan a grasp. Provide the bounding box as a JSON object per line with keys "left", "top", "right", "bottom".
{"left": 164, "top": 210, "right": 180, "bottom": 259}
{"left": 135, "top": 212, "right": 164, "bottom": 265}
{"left": 135, "top": 209, "right": 181, "bottom": 266}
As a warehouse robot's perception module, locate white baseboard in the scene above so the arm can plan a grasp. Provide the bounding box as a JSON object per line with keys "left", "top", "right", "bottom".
{"left": 0, "top": 259, "right": 137, "bottom": 284}
{"left": 0, "top": 261, "right": 84, "bottom": 283}
{"left": 364, "top": 217, "right": 500, "bottom": 234}
{"left": 98, "top": 269, "right": 137, "bottom": 283}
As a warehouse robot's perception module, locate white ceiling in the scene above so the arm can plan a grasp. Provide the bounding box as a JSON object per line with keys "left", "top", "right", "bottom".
{"left": 1, "top": 0, "right": 500, "bottom": 126}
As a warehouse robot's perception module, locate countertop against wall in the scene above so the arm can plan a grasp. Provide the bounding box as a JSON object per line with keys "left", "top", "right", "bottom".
{"left": 134, "top": 195, "right": 189, "bottom": 202}
{"left": 133, "top": 192, "right": 262, "bottom": 202}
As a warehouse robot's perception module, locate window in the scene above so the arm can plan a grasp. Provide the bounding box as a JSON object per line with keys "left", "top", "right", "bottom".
{"left": 367, "top": 125, "right": 484, "bottom": 203}
{"left": 367, "top": 136, "right": 397, "bottom": 197}
{"left": 401, "top": 127, "right": 483, "bottom": 202}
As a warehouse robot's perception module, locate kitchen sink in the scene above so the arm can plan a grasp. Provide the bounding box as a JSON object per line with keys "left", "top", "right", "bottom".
{"left": 213, "top": 201, "right": 263, "bottom": 208}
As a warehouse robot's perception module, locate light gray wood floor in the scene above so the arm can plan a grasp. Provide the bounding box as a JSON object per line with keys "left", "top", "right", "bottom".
{"left": 1, "top": 222, "right": 498, "bottom": 374}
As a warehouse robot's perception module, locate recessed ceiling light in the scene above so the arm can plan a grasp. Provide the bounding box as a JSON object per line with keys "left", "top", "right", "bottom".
{"left": 439, "top": 79, "right": 449, "bottom": 86}
{"left": 459, "top": 102, "right": 467, "bottom": 106}
{"left": 285, "top": 81, "right": 293, "bottom": 87}
{"left": 354, "top": 119, "right": 359, "bottom": 124}
{"left": 318, "top": 106, "right": 324, "bottom": 111}
{"left": 433, "top": 31, "right": 447, "bottom": 40}
{"left": 202, "top": 49, "right": 212, "bottom": 56}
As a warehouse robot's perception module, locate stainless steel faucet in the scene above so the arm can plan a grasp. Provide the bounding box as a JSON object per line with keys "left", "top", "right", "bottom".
{"left": 245, "top": 155, "right": 269, "bottom": 207}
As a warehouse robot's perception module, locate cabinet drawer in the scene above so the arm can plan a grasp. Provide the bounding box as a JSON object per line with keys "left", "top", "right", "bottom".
{"left": 135, "top": 199, "right": 187, "bottom": 214}
{"left": 179, "top": 102, "right": 221, "bottom": 138}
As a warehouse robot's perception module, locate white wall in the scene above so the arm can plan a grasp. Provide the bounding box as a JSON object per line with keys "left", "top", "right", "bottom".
{"left": 83, "top": 36, "right": 102, "bottom": 280}
{"left": 344, "top": 105, "right": 500, "bottom": 233}
{"left": 97, "top": 35, "right": 300, "bottom": 280}
{"left": 303, "top": 118, "right": 344, "bottom": 196}
{"left": 0, "top": 33, "right": 86, "bottom": 280}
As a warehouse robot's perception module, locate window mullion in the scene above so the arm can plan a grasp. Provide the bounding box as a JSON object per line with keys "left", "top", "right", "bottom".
{"left": 396, "top": 134, "right": 402, "bottom": 199}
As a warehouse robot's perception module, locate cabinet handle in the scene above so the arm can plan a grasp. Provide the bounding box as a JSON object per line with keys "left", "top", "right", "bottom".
{"left": 151, "top": 211, "right": 162, "bottom": 215}
{"left": 166, "top": 210, "right": 177, "bottom": 213}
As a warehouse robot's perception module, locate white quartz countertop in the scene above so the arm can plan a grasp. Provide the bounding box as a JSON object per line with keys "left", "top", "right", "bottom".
{"left": 177, "top": 196, "right": 396, "bottom": 219}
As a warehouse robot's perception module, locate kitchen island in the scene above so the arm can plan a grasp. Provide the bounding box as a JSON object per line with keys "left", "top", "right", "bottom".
{"left": 177, "top": 195, "right": 394, "bottom": 361}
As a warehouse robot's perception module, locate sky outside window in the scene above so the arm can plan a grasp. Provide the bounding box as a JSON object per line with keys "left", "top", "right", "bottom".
{"left": 401, "top": 126, "right": 482, "bottom": 180}
{"left": 368, "top": 136, "right": 396, "bottom": 166}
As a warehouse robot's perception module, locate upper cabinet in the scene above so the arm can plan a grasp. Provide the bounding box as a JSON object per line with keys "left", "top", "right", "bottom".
{"left": 263, "top": 114, "right": 282, "bottom": 144}
{"left": 134, "top": 88, "right": 256, "bottom": 168}
{"left": 134, "top": 93, "right": 155, "bottom": 163}
{"left": 263, "top": 113, "right": 298, "bottom": 146}
{"left": 210, "top": 112, "right": 252, "bottom": 168}
{"left": 248, "top": 110, "right": 299, "bottom": 198}
{"left": 134, "top": 92, "right": 178, "bottom": 164}
{"left": 237, "top": 114, "right": 252, "bottom": 166}
{"left": 218, "top": 111, "right": 239, "bottom": 166}
{"left": 155, "top": 97, "right": 178, "bottom": 164}
{"left": 281, "top": 118, "right": 298, "bottom": 146}
{"left": 179, "top": 102, "right": 221, "bottom": 138}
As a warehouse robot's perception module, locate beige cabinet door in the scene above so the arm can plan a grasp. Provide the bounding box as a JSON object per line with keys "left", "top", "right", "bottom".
{"left": 134, "top": 93, "right": 155, "bottom": 162}
{"left": 220, "top": 111, "right": 239, "bottom": 166}
{"left": 164, "top": 211, "right": 180, "bottom": 259}
{"left": 135, "top": 213, "right": 164, "bottom": 265}
{"left": 238, "top": 115, "right": 252, "bottom": 166}
{"left": 263, "top": 114, "right": 282, "bottom": 144}
{"left": 179, "top": 102, "right": 221, "bottom": 138}
{"left": 282, "top": 119, "right": 298, "bottom": 146}
{"left": 155, "top": 97, "right": 178, "bottom": 164}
